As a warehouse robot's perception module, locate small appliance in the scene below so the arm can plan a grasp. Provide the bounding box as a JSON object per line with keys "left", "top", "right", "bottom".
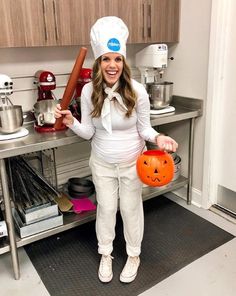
{"left": 33, "top": 70, "right": 64, "bottom": 132}
{"left": 135, "top": 44, "right": 175, "bottom": 115}
{"left": 0, "top": 74, "right": 28, "bottom": 140}
{"left": 76, "top": 68, "right": 92, "bottom": 97}
{"left": 69, "top": 68, "right": 92, "bottom": 121}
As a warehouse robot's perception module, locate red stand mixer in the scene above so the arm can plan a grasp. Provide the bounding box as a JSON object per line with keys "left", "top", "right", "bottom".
{"left": 69, "top": 68, "right": 92, "bottom": 121}
{"left": 76, "top": 68, "right": 92, "bottom": 97}
{"left": 33, "top": 70, "right": 65, "bottom": 132}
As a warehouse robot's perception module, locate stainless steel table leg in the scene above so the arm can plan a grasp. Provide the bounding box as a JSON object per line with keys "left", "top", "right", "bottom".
{"left": 0, "top": 158, "right": 20, "bottom": 280}
{"left": 52, "top": 148, "right": 58, "bottom": 190}
{"left": 187, "top": 118, "right": 195, "bottom": 205}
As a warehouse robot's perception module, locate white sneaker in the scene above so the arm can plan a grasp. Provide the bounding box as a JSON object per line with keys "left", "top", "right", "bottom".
{"left": 98, "top": 255, "right": 114, "bottom": 283}
{"left": 120, "top": 256, "right": 140, "bottom": 283}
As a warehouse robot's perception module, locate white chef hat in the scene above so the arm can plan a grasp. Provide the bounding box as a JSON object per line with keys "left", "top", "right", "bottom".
{"left": 90, "top": 16, "right": 129, "bottom": 60}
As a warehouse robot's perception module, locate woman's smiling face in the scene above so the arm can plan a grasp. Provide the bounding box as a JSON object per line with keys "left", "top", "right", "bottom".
{"left": 100, "top": 53, "right": 124, "bottom": 87}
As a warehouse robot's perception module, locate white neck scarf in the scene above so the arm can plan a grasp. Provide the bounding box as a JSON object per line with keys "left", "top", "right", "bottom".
{"left": 101, "top": 81, "right": 127, "bottom": 134}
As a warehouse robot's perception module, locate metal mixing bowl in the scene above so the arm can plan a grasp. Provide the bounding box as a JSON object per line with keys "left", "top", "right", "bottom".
{"left": 147, "top": 81, "right": 174, "bottom": 110}
{"left": 0, "top": 105, "right": 23, "bottom": 134}
{"left": 33, "top": 99, "right": 59, "bottom": 126}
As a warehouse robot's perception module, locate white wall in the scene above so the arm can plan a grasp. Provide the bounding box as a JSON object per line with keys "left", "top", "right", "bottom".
{"left": 217, "top": 2, "right": 236, "bottom": 192}
{"left": 0, "top": 0, "right": 213, "bottom": 202}
{"left": 0, "top": 46, "right": 96, "bottom": 111}
{"left": 0, "top": 44, "right": 144, "bottom": 111}
{"left": 164, "top": 0, "right": 212, "bottom": 198}
{"left": 202, "top": 0, "right": 236, "bottom": 210}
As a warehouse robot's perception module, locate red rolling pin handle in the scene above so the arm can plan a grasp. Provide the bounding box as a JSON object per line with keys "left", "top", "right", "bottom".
{"left": 54, "top": 47, "right": 88, "bottom": 130}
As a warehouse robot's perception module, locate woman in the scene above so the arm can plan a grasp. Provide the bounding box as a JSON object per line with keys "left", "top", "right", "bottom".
{"left": 55, "top": 16, "right": 178, "bottom": 284}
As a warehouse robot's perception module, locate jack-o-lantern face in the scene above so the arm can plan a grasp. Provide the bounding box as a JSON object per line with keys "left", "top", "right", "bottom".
{"left": 136, "top": 150, "right": 174, "bottom": 187}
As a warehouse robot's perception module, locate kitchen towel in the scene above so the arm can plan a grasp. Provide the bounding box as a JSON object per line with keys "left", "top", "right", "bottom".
{"left": 71, "top": 198, "right": 96, "bottom": 213}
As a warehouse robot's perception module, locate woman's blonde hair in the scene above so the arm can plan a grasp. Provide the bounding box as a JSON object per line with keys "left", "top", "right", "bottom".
{"left": 91, "top": 57, "right": 137, "bottom": 118}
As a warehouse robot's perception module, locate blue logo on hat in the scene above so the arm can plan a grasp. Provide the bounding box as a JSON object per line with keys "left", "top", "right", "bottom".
{"left": 107, "top": 38, "right": 120, "bottom": 51}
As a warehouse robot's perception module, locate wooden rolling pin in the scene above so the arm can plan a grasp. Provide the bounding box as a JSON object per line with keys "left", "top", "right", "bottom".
{"left": 54, "top": 47, "right": 88, "bottom": 130}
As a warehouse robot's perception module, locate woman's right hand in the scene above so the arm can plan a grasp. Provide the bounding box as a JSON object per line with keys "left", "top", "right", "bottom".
{"left": 54, "top": 104, "right": 74, "bottom": 126}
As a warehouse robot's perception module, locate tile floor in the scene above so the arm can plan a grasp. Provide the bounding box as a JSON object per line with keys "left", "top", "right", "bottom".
{"left": 0, "top": 193, "right": 236, "bottom": 296}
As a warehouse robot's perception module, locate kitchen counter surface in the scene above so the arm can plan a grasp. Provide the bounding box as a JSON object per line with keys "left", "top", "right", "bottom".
{"left": 150, "top": 96, "right": 203, "bottom": 126}
{"left": 0, "top": 96, "right": 203, "bottom": 159}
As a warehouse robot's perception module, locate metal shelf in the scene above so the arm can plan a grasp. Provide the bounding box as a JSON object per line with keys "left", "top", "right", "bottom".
{"left": 0, "top": 239, "right": 10, "bottom": 255}
{"left": 142, "top": 175, "right": 188, "bottom": 201}
{"left": 0, "top": 176, "right": 188, "bottom": 254}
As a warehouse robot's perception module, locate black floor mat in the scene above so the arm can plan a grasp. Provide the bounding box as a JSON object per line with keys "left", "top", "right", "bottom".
{"left": 24, "top": 196, "right": 234, "bottom": 296}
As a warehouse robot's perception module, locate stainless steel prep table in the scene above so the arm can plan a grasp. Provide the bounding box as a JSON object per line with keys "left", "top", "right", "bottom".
{"left": 0, "top": 96, "right": 202, "bottom": 279}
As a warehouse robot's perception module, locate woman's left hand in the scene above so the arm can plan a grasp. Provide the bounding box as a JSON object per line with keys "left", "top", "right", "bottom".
{"left": 155, "top": 135, "right": 178, "bottom": 152}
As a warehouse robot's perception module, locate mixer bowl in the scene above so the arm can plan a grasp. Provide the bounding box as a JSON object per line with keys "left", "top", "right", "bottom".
{"left": 147, "top": 81, "right": 173, "bottom": 110}
{"left": 33, "top": 99, "right": 59, "bottom": 126}
{"left": 0, "top": 105, "right": 23, "bottom": 134}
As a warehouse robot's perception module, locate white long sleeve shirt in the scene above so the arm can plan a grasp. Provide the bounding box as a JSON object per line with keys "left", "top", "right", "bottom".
{"left": 70, "top": 79, "right": 158, "bottom": 163}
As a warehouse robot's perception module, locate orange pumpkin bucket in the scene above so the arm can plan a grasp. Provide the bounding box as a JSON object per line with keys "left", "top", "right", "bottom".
{"left": 136, "top": 150, "right": 175, "bottom": 187}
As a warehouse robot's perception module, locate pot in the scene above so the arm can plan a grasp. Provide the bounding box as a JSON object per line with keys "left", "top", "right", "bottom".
{"left": 68, "top": 178, "right": 95, "bottom": 193}
{"left": 67, "top": 177, "right": 95, "bottom": 198}
{"left": 33, "top": 99, "right": 59, "bottom": 126}
{"left": 0, "top": 105, "right": 23, "bottom": 134}
{"left": 147, "top": 81, "right": 173, "bottom": 110}
{"left": 172, "top": 155, "right": 181, "bottom": 181}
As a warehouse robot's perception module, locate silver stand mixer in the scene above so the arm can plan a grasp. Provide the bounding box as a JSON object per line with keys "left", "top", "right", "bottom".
{"left": 135, "top": 44, "right": 175, "bottom": 115}
{"left": 0, "top": 74, "right": 28, "bottom": 140}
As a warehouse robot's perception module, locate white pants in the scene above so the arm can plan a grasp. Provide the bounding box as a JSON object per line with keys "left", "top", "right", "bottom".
{"left": 89, "top": 152, "right": 144, "bottom": 257}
